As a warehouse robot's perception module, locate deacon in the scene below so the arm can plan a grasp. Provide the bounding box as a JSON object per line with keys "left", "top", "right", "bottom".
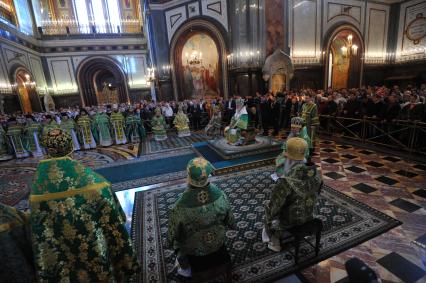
{"left": 301, "top": 95, "right": 319, "bottom": 156}
{"left": 125, "top": 108, "right": 146, "bottom": 143}
{"left": 224, "top": 98, "right": 248, "bottom": 145}
{"left": 30, "top": 129, "right": 140, "bottom": 282}
{"left": 23, "top": 115, "right": 44, "bottom": 157}
{"left": 168, "top": 157, "right": 234, "bottom": 278}
{"left": 151, "top": 107, "right": 167, "bottom": 141}
{"left": 111, "top": 105, "right": 127, "bottom": 145}
{"left": 93, "top": 107, "right": 113, "bottom": 147}
{"left": 275, "top": 117, "right": 311, "bottom": 177}
{"left": 60, "top": 112, "right": 81, "bottom": 151}
{"left": 263, "top": 137, "right": 322, "bottom": 252}
{"left": 76, "top": 109, "right": 97, "bottom": 149}
{"left": 204, "top": 105, "right": 222, "bottom": 138}
{"left": 173, "top": 103, "right": 191, "bottom": 137}
{"left": 0, "top": 125, "right": 13, "bottom": 160}
{"left": 6, "top": 117, "right": 29, "bottom": 158}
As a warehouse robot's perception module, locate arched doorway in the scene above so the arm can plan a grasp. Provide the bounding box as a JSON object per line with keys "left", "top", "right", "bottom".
{"left": 170, "top": 19, "right": 229, "bottom": 101}
{"left": 76, "top": 57, "right": 129, "bottom": 106}
{"left": 324, "top": 26, "right": 363, "bottom": 89}
{"left": 15, "top": 69, "right": 42, "bottom": 113}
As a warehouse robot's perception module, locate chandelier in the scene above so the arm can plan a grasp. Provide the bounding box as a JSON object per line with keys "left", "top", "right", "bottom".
{"left": 185, "top": 50, "right": 203, "bottom": 66}
{"left": 341, "top": 34, "right": 358, "bottom": 57}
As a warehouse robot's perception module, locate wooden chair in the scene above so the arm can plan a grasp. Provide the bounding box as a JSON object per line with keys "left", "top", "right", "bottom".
{"left": 287, "top": 218, "right": 323, "bottom": 264}
{"left": 186, "top": 245, "right": 232, "bottom": 282}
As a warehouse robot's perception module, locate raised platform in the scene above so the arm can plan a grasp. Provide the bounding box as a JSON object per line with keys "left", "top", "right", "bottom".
{"left": 192, "top": 136, "right": 282, "bottom": 175}
{"left": 206, "top": 136, "right": 283, "bottom": 160}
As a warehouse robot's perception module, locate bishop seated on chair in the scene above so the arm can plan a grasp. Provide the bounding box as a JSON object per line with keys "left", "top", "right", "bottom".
{"left": 225, "top": 98, "right": 256, "bottom": 146}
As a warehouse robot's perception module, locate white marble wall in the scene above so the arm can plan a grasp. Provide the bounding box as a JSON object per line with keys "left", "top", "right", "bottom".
{"left": 289, "top": 0, "right": 390, "bottom": 65}
{"left": 0, "top": 40, "right": 47, "bottom": 93}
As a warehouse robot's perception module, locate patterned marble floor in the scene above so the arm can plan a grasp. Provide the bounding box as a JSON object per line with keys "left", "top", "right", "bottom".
{"left": 0, "top": 133, "right": 425, "bottom": 282}
{"left": 300, "top": 140, "right": 426, "bottom": 283}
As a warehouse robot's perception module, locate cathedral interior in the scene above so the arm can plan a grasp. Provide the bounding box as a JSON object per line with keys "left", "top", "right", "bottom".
{"left": 0, "top": 0, "right": 426, "bottom": 282}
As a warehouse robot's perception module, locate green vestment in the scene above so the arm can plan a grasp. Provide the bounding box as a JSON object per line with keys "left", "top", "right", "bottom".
{"left": 30, "top": 156, "right": 140, "bottom": 282}
{"left": 0, "top": 126, "right": 13, "bottom": 160}
{"left": 93, "top": 113, "right": 113, "bottom": 147}
{"left": 151, "top": 115, "right": 167, "bottom": 141}
{"left": 0, "top": 203, "right": 36, "bottom": 283}
{"left": 168, "top": 183, "right": 235, "bottom": 257}
{"left": 7, "top": 124, "right": 29, "bottom": 158}
{"left": 77, "top": 116, "right": 96, "bottom": 149}
{"left": 265, "top": 163, "right": 321, "bottom": 237}
{"left": 60, "top": 119, "right": 81, "bottom": 151}
{"left": 110, "top": 112, "right": 127, "bottom": 144}
{"left": 24, "top": 121, "right": 43, "bottom": 157}
{"left": 225, "top": 109, "right": 248, "bottom": 145}
{"left": 125, "top": 114, "right": 146, "bottom": 143}
{"left": 173, "top": 111, "right": 190, "bottom": 137}
{"left": 301, "top": 103, "right": 319, "bottom": 142}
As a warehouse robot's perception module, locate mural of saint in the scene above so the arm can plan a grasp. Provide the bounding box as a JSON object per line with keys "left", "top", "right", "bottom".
{"left": 180, "top": 33, "right": 220, "bottom": 100}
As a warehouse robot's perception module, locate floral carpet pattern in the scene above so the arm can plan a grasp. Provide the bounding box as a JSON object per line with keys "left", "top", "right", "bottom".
{"left": 131, "top": 167, "right": 401, "bottom": 283}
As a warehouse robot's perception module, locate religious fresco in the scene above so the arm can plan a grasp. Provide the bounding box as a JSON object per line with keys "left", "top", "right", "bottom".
{"left": 331, "top": 37, "right": 350, "bottom": 90}
{"left": 265, "top": 0, "right": 285, "bottom": 56}
{"left": 179, "top": 33, "right": 220, "bottom": 100}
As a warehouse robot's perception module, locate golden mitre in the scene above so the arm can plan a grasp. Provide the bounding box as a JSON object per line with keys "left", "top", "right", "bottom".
{"left": 286, "top": 137, "right": 308, "bottom": 161}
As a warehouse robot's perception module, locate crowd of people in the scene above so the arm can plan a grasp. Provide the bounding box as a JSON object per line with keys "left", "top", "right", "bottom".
{"left": 1, "top": 84, "right": 420, "bottom": 281}
{"left": 0, "top": 84, "right": 425, "bottom": 160}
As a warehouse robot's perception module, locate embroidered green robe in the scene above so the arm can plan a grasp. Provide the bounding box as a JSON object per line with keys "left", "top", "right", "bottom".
{"left": 110, "top": 112, "right": 127, "bottom": 144}
{"left": 125, "top": 114, "right": 146, "bottom": 143}
{"left": 30, "top": 156, "right": 140, "bottom": 282}
{"left": 60, "top": 119, "right": 81, "bottom": 151}
{"left": 168, "top": 184, "right": 234, "bottom": 257}
{"left": 0, "top": 126, "right": 13, "bottom": 160}
{"left": 24, "top": 121, "right": 43, "bottom": 157}
{"left": 93, "top": 113, "right": 113, "bottom": 147}
{"left": 301, "top": 103, "right": 319, "bottom": 142}
{"left": 7, "top": 124, "right": 29, "bottom": 158}
{"left": 151, "top": 115, "right": 167, "bottom": 141}
{"left": 173, "top": 111, "right": 190, "bottom": 137}
{"left": 0, "top": 203, "right": 36, "bottom": 283}
{"left": 265, "top": 163, "right": 321, "bottom": 237}
{"left": 77, "top": 116, "right": 96, "bottom": 149}
{"left": 225, "top": 110, "right": 248, "bottom": 144}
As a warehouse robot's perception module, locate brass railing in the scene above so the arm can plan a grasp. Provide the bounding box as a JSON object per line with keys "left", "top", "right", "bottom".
{"left": 318, "top": 115, "right": 426, "bottom": 155}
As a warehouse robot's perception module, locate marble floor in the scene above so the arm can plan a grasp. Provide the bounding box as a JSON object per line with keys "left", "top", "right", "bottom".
{"left": 1, "top": 134, "right": 425, "bottom": 282}
{"left": 116, "top": 137, "right": 426, "bottom": 283}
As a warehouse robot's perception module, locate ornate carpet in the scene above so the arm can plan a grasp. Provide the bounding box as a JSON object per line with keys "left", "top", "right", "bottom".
{"left": 131, "top": 167, "right": 401, "bottom": 283}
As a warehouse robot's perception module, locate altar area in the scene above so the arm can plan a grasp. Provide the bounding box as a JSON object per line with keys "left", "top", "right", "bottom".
{"left": 192, "top": 136, "right": 283, "bottom": 175}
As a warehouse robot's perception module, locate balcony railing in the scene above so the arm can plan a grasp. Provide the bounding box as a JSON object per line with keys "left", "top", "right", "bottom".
{"left": 318, "top": 115, "right": 426, "bottom": 156}
{"left": 38, "top": 19, "right": 143, "bottom": 36}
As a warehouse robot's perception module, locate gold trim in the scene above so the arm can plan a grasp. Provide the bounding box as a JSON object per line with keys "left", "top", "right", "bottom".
{"left": 30, "top": 182, "right": 110, "bottom": 202}
{"left": 0, "top": 223, "right": 13, "bottom": 233}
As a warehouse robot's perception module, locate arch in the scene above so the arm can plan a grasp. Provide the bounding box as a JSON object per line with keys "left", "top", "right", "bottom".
{"left": 76, "top": 56, "right": 129, "bottom": 106}
{"left": 8, "top": 65, "right": 42, "bottom": 113}
{"left": 322, "top": 23, "right": 365, "bottom": 89}
{"left": 169, "top": 18, "right": 229, "bottom": 100}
